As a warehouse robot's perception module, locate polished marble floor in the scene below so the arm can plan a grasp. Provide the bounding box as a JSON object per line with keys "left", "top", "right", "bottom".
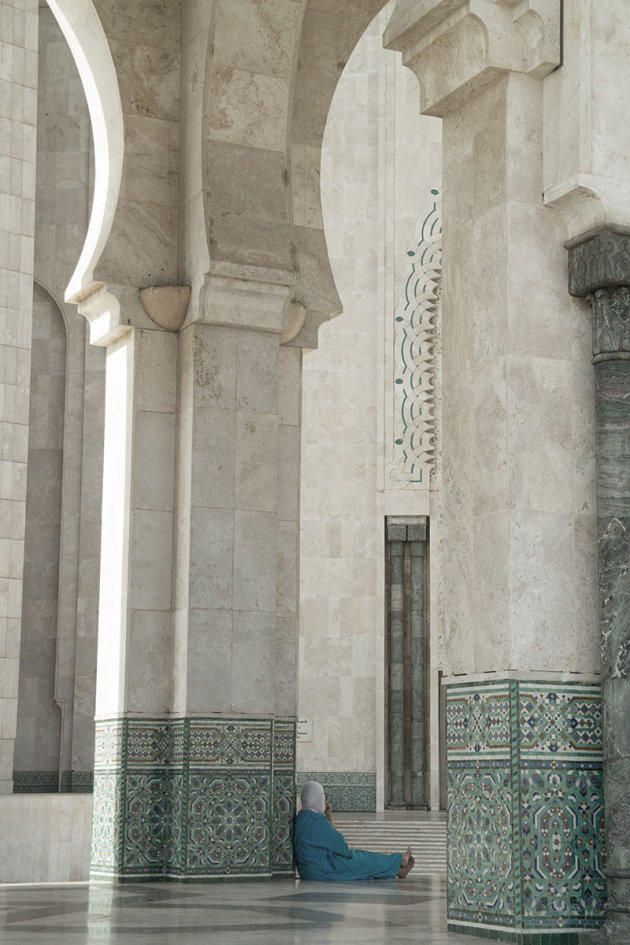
{"left": 0, "top": 875, "right": 491, "bottom": 945}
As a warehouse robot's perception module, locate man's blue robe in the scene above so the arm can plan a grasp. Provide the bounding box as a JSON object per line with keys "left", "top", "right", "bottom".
{"left": 294, "top": 809, "right": 402, "bottom": 881}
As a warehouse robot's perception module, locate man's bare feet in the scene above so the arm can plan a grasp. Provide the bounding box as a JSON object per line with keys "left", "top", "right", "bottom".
{"left": 397, "top": 846, "right": 415, "bottom": 879}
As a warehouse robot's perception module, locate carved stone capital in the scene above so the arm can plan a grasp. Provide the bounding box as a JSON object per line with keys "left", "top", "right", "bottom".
{"left": 567, "top": 229, "right": 630, "bottom": 361}
{"left": 196, "top": 261, "right": 295, "bottom": 334}
{"left": 76, "top": 282, "right": 128, "bottom": 347}
{"left": 383, "top": 0, "right": 561, "bottom": 116}
{"left": 568, "top": 229, "right": 630, "bottom": 298}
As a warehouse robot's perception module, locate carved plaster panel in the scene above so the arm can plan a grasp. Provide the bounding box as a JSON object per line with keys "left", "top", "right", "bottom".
{"left": 388, "top": 191, "right": 442, "bottom": 487}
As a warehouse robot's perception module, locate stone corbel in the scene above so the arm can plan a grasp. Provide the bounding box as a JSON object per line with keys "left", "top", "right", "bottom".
{"left": 383, "top": 0, "right": 561, "bottom": 116}
{"left": 196, "top": 261, "right": 295, "bottom": 334}
{"left": 280, "top": 302, "right": 306, "bottom": 345}
{"left": 72, "top": 282, "right": 128, "bottom": 347}
{"left": 139, "top": 285, "right": 191, "bottom": 332}
{"left": 545, "top": 175, "right": 630, "bottom": 244}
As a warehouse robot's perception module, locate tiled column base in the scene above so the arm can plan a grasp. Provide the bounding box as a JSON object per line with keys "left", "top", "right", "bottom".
{"left": 445, "top": 677, "right": 605, "bottom": 943}
{"left": 91, "top": 718, "right": 295, "bottom": 881}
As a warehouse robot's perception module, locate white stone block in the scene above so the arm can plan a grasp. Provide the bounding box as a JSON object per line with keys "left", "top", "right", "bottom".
{"left": 235, "top": 411, "right": 278, "bottom": 513}
{"left": 233, "top": 509, "right": 276, "bottom": 612}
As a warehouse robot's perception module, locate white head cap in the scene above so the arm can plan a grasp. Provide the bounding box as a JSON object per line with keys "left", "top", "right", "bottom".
{"left": 300, "top": 780, "right": 326, "bottom": 813}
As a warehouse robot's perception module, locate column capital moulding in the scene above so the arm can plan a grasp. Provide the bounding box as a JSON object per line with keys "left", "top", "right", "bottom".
{"left": 193, "top": 261, "right": 298, "bottom": 338}
{"left": 72, "top": 281, "right": 189, "bottom": 347}
{"left": 383, "top": 0, "right": 561, "bottom": 116}
{"left": 567, "top": 227, "right": 630, "bottom": 362}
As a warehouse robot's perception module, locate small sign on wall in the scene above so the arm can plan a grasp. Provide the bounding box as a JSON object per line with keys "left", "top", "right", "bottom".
{"left": 297, "top": 718, "right": 312, "bottom": 742}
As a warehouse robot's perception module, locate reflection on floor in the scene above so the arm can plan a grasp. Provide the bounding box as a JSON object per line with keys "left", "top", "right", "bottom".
{"left": 0, "top": 875, "right": 491, "bottom": 945}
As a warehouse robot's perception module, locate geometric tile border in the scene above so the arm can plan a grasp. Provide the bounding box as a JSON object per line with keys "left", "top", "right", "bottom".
{"left": 446, "top": 679, "right": 605, "bottom": 944}
{"left": 13, "top": 769, "right": 94, "bottom": 793}
{"left": 296, "top": 771, "right": 376, "bottom": 812}
{"left": 13, "top": 771, "right": 60, "bottom": 793}
{"left": 91, "top": 717, "right": 296, "bottom": 881}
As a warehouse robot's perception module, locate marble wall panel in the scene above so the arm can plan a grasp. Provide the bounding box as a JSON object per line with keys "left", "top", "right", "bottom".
{"left": 231, "top": 610, "right": 275, "bottom": 715}
{"left": 128, "top": 509, "right": 173, "bottom": 612}
{"left": 233, "top": 510, "right": 277, "bottom": 613}
{"left": 508, "top": 511, "right": 579, "bottom": 672}
{"left": 206, "top": 67, "right": 290, "bottom": 153}
{"left": 124, "top": 610, "right": 171, "bottom": 715}
{"left": 472, "top": 511, "right": 511, "bottom": 672}
{"left": 186, "top": 609, "right": 234, "bottom": 714}
{"left": 506, "top": 203, "right": 572, "bottom": 362}
{"left": 131, "top": 410, "right": 176, "bottom": 512}
{"left": 0, "top": 0, "right": 37, "bottom": 793}
{"left": 205, "top": 141, "right": 287, "bottom": 221}
{"left": 472, "top": 357, "right": 508, "bottom": 518}
{"left": 276, "top": 519, "right": 298, "bottom": 617}
{"left": 507, "top": 355, "right": 574, "bottom": 515}
{"left": 188, "top": 506, "right": 233, "bottom": 611}
{"left": 189, "top": 405, "right": 236, "bottom": 510}
{"left": 136, "top": 329, "right": 177, "bottom": 413}
{"left": 277, "top": 424, "right": 300, "bottom": 523}
{"left": 234, "top": 412, "right": 278, "bottom": 513}
{"left": 191, "top": 325, "right": 237, "bottom": 411}
{"left": 14, "top": 286, "right": 65, "bottom": 779}
{"left": 212, "top": 0, "right": 301, "bottom": 80}
{"left": 0, "top": 794, "right": 92, "bottom": 881}
{"left": 472, "top": 205, "right": 508, "bottom": 368}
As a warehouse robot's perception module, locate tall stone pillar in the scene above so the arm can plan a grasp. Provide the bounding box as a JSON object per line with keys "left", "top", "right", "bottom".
{"left": 386, "top": 1, "right": 605, "bottom": 938}
{"left": 568, "top": 230, "right": 630, "bottom": 945}
{"left": 0, "top": 0, "right": 38, "bottom": 795}
{"left": 167, "top": 266, "right": 299, "bottom": 880}
{"left": 83, "top": 268, "right": 299, "bottom": 881}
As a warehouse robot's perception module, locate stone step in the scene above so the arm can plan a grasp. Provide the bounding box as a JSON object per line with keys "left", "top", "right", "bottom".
{"left": 334, "top": 819, "right": 447, "bottom": 874}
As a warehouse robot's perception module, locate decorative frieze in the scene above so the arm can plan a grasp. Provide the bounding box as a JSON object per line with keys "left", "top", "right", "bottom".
{"left": 390, "top": 191, "right": 441, "bottom": 486}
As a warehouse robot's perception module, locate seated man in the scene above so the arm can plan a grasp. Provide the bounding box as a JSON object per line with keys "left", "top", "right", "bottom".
{"left": 294, "top": 781, "right": 415, "bottom": 881}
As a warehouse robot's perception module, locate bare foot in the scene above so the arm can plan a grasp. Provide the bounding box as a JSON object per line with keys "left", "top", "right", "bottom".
{"left": 397, "top": 846, "right": 415, "bottom": 879}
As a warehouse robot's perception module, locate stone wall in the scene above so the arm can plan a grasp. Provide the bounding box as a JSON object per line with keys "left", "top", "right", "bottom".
{"left": 297, "top": 7, "right": 442, "bottom": 810}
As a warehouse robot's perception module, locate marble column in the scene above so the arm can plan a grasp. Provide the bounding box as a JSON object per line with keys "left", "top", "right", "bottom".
{"left": 387, "top": 528, "right": 405, "bottom": 808}
{"left": 385, "top": 2, "right": 605, "bottom": 938}
{"left": 0, "top": 0, "right": 38, "bottom": 795}
{"left": 409, "top": 524, "right": 427, "bottom": 809}
{"left": 83, "top": 268, "right": 299, "bottom": 881}
{"left": 568, "top": 229, "right": 630, "bottom": 944}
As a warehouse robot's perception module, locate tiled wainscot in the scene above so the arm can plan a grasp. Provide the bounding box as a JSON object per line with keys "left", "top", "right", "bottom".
{"left": 91, "top": 718, "right": 295, "bottom": 881}
{"left": 445, "top": 679, "right": 605, "bottom": 944}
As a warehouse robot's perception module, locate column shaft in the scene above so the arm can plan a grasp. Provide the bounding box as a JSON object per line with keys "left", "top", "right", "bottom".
{"left": 568, "top": 235, "right": 630, "bottom": 941}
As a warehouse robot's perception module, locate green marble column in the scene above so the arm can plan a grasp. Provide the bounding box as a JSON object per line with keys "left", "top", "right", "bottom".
{"left": 568, "top": 229, "right": 630, "bottom": 943}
